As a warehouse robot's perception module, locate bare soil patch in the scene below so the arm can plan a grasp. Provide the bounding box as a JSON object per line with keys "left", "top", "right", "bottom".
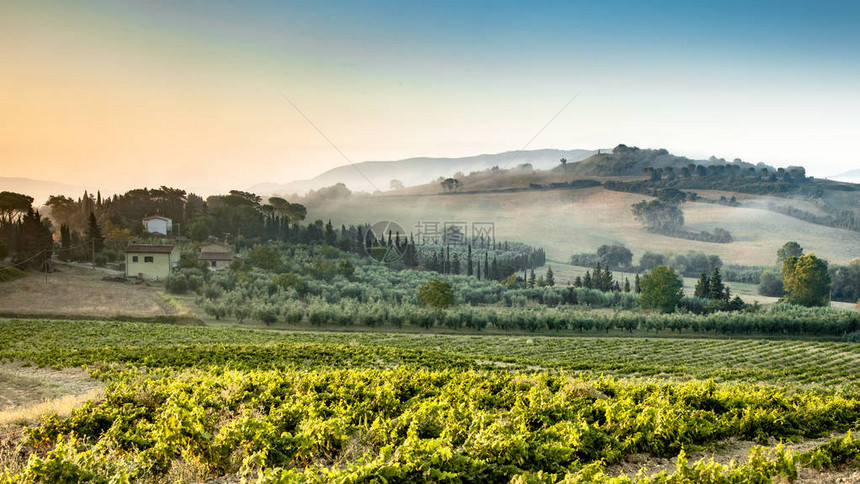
{"left": 608, "top": 435, "right": 859, "bottom": 483}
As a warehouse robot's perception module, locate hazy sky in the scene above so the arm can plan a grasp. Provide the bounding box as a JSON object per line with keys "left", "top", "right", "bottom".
{"left": 2, "top": 0, "right": 859, "bottom": 195}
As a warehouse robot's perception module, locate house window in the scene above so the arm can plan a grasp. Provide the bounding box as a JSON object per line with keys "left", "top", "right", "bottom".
{"left": 144, "top": 256, "right": 154, "bottom": 263}
{"left": 211, "top": 261, "right": 217, "bottom": 267}
{"left": 132, "top": 256, "right": 138, "bottom": 263}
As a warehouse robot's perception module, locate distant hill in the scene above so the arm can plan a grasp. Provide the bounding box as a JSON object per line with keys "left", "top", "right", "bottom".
{"left": 0, "top": 177, "right": 89, "bottom": 206}
{"left": 251, "top": 149, "right": 596, "bottom": 195}
{"left": 831, "top": 169, "right": 860, "bottom": 184}
{"left": 564, "top": 145, "right": 774, "bottom": 177}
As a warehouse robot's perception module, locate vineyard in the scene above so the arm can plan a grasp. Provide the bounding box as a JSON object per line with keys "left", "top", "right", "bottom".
{"left": 1, "top": 319, "right": 859, "bottom": 482}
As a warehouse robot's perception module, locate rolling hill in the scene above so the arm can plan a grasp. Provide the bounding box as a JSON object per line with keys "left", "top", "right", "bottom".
{"left": 305, "top": 186, "right": 860, "bottom": 267}
{"left": 831, "top": 169, "right": 860, "bottom": 184}
{"left": 298, "top": 145, "right": 859, "bottom": 268}
{"left": 252, "top": 149, "right": 596, "bottom": 195}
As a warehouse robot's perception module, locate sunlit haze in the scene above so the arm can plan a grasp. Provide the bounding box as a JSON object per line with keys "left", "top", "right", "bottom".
{"left": 2, "top": 0, "right": 859, "bottom": 196}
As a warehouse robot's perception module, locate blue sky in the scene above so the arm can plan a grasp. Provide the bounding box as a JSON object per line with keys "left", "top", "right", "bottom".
{"left": 2, "top": 0, "right": 858, "bottom": 192}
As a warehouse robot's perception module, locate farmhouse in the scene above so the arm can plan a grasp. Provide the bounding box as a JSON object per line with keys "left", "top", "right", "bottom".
{"left": 125, "top": 244, "right": 179, "bottom": 280}
{"left": 198, "top": 241, "right": 235, "bottom": 269}
{"left": 142, "top": 215, "right": 172, "bottom": 235}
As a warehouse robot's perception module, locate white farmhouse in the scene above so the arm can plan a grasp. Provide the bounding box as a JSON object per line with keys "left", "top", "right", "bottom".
{"left": 142, "top": 215, "right": 172, "bottom": 235}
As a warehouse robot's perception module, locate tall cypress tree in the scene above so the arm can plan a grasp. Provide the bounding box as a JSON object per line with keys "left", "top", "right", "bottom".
{"left": 709, "top": 268, "right": 725, "bottom": 300}
{"left": 60, "top": 224, "right": 71, "bottom": 262}
{"left": 467, "top": 245, "right": 473, "bottom": 276}
{"left": 545, "top": 266, "right": 555, "bottom": 286}
{"left": 694, "top": 270, "right": 711, "bottom": 298}
{"left": 601, "top": 265, "right": 613, "bottom": 292}
{"left": 85, "top": 212, "right": 104, "bottom": 254}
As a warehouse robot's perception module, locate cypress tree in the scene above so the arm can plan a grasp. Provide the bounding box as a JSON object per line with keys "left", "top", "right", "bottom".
{"left": 709, "top": 268, "right": 725, "bottom": 300}
{"left": 60, "top": 224, "right": 71, "bottom": 262}
{"left": 85, "top": 212, "right": 104, "bottom": 254}
{"left": 467, "top": 245, "right": 473, "bottom": 276}
{"left": 602, "top": 265, "right": 613, "bottom": 292}
{"left": 623, "top": 278, "right": 630, "bottom": 293}
{"left": 528, "top": 268, "right": 536, "bottom": 288}
{"left": 583, "top": 270, "right": 592, "bottom": 289}
{"left": 634, "top": 274, "right": 641, "bottom": 293}
{"left": 545, "top": 266, "right": 555, "bottom": 286}
{"left": 695, "top": 270, "right": 711, "bottom": 298}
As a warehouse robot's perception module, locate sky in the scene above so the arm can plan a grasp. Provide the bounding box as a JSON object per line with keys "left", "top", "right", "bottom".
{"left": 1, "top": 0, "right": 859, "bottom": 196}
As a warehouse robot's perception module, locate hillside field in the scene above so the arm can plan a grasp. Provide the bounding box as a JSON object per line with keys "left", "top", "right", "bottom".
{"left": 307, "top": 187, "right": 860, "bottom": 267}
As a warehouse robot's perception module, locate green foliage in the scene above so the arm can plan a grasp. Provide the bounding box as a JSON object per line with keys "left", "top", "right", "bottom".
{"left": 85, "top": 212, "right": 104, "bottom": 254}
{"left": 758, "top": 269, "right": 785, "bottom": 297}
{"left": 830, "top": 258, "right": 860, "bottom": 303}
{"left": 777, "top": 241, "right": 804, "bottom": 263}
{"left": 640, "top": 265, "right": 684, "bottom": 313}
{"left": 798, "top": 432, "right": 860, "bottom": 470}
{"left": 272, "top": 272, "right": 307, "bottom": 296}
{"left": 596, "top": 244, "right": 633, "bottom": 268}
{"left": 245, "top": 245, "right": 282, "bottom": 272}
{"left": 783, "top": 253, "right": 831, "bottom": 307}
{"left": 417, "top": 279, "right": 455, "bottom": 311}
{"left": 2, "top": 317, "right": 858, "bottom": 483}
{"left": 631, "top": 199, "right": 684, "bottom": 233}
{"left": 337, "top": 258, "right": 355, "bottom": 279}
{"left": 708, "top": 267, "right": 726, "bottom": 301}
{"left": 0, "top": 265, "right": 28, "bottom": 282}
{"left": 694, "top": 270, "right": 710, "bottom": 298}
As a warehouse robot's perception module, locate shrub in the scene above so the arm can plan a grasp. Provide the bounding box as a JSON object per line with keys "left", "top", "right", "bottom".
{"left": 254, "top": 304, "right": 278, "bottom": 325}
{"left": 165, "top": 274, "right": 188, "bottom": 294}
{"left": 417, "top": 279, "right": 455, "bottom": 311}
{"left": 640, "top": 266, "right": 684, "bottom": 313}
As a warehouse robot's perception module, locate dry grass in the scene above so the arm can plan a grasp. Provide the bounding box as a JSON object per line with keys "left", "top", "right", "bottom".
{"left": 0, "top": 363, "right": 104, "bottom": 423}
{"left": 0, "top": 388, "right": 103, "bottom": 427}
{"left": 0, "top": 264, "right": 171, "bottom": 317}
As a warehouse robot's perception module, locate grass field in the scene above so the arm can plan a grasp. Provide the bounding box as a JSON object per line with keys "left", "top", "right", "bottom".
{"left": 307, "top": 186, "right": 860, "bottom": 266}
{"left": 0, "top": 318, "right": 858, "bottom": 482}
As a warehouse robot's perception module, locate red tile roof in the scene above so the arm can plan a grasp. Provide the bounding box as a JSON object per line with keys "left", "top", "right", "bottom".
{"left": 125, "top": 244, "right": 175, "bottom": 254}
